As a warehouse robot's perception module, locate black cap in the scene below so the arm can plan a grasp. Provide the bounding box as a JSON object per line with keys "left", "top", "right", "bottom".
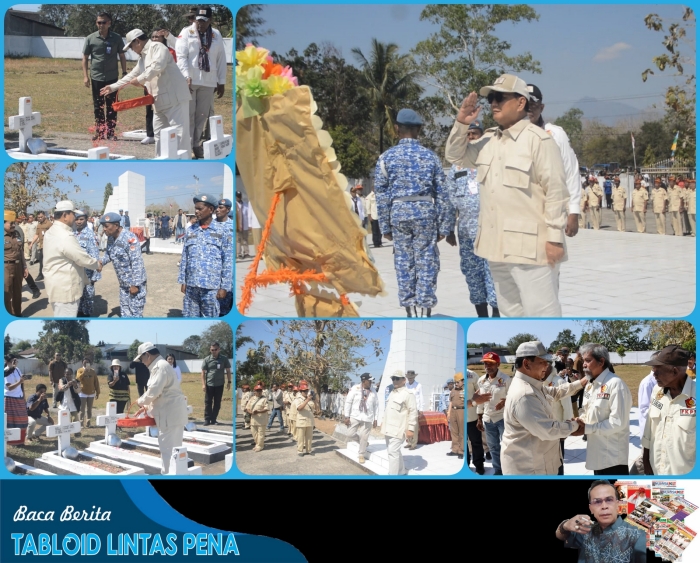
{"left": 644, "top": 345, "right": 690, "bottom": 367}
{"left": 359, "top": 373, "right": 374, "bottom": 382}
{"left": 526, "top": 84, "right": 543, "bottom": 103}
{"left": 195, "top": 6, "right": 212, "bottom": 20}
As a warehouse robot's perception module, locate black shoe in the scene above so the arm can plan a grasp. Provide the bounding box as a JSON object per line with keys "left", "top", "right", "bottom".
{"left": 583, "top": 435, "right": 587, "bottom": 442}
{"left": 475, "top": 303, "right": 489, "bottom": 317}
{"left": 494, "top": 470, "right": 503, "bottom": 475}
{"left": 35, "top": 275, "right": 44, "bottom": 281}
{"left": 405, "top": 306, "right": 413, "bottom": 318}
{"left": 203, "top": 421, "right": 211, "bottom": 426}
{"left": 485, "top": 452, "right": 492, "bottom": 460}
{"left": 491, "top": 307, "right": 500, "bottom": 318}
{"left": 32, "top": 290, "right": 41, "bottom": 299}
{"left": 458, "top": 454, "right": 464, "bottom": 460}
{"left": 446, "top": 452, "right": 459, "bottom": 457}
{"left": 475, "top": 464, "right": 485, "bottom": 475}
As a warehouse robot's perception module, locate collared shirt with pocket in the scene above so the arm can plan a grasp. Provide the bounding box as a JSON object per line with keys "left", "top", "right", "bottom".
{"left": 580, "top": 369, "right": 632, "bottom": 471}
{"left": 642, "top": 376, "right": 696, "bottom": 475}
{"left": 476, "top": 370, "right": 511, "bottom": 423}
{"left": 382, "top": 387, "right": 418, "bottom": 439}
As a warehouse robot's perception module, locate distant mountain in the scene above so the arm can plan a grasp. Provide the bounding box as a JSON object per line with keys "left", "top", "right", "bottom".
{"left": 557, "top": 96, "right": 663, "bottom": 126}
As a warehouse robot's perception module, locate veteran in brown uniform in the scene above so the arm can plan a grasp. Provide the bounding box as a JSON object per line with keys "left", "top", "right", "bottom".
{"left": 245, "top": 383, "right": 269, "bottom": 452}
{"left": 651, "top": 179, "right": 668, "bottom": 235}
{"left": 29, "top": 210, "right": 52, "bottom": 281}
{"left": 4, "top": 211, "right": 28, "bottom": 316}
{"left": 668, "top": 176, "right": 684, "bottom": 236}
{"left": 447, "top": 372, "right": 466, "bottom": 459}
{"left": 631, "top": 178, "right": 649, "bottom": 233}
{"left": 611, "top": 177, "right": 627, "bottom": 232}
{"left": 445, "top": 74, "right": 569, "bottom": 317}
{"left": 294, "top": 381, "right": 315, "bottom": 456}
{"left": 585, "top": 178, "right": 603, "bottom": 230}
{"left": 240, "top": 384, "right": 252, "bottom": 428}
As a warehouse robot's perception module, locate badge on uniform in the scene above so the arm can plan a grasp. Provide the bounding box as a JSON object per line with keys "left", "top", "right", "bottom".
{"left": 680, "top": 408, "right": 696, "bottom": 416}
{"left": 656, "top": 389, "right": 665, "bottom": 400}
{"left": 599, "top": 384, "right": 607, "bottom": 393}
{"left": 596, "top": 393, "right": 610, "bottom": 400}
{"left": 586, "top": 383, "right": 592, "bottom": 392}
{"left": 686, "top": 397, "right": 696, "bottom": 408}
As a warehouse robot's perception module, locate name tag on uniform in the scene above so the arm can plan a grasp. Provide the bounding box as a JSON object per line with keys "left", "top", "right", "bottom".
{"left": 584, "top": 392, "right": 591, "bottom": 400}
{"left": 596, "top": 393, "right": 610, "bottom": 400}
{"left": 651, "top": 399, "right": 664, "bottom": 410}
{"left": 209, "top": 232, "right": 222, "bottom": 239}
{"left": 680, "top": 409, "right": 696, "bottom": 416}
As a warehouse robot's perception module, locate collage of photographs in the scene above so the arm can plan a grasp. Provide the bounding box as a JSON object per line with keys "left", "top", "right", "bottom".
{"left": 1, "top": 2, "right": 699, "bottom": 563}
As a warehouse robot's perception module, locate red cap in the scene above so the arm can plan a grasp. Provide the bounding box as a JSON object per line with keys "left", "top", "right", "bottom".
{"left": 292, "top": 386, "right": 299, "bottom": 391}
{"left": 254, "top": 384, "right": 263, "bottom": 390}
{"left": 482, "top": 352, "right": 501, "bottom": 364}
{"left": 298, "top": 381, "right": 309, "bottom": 391}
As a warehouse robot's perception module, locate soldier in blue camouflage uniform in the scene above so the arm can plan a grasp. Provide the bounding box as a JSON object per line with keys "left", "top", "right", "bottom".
{"left": 214, "top": 198, "right": 234, "bottom": 316}
{"left": 178, "top": 193, "right": 233, "bottom": 317}
{"left": 374, "top": 109, "right": 451, "bottom": 317}
{"left": 98, "top": 212, "right": 147, "bottom": 317}
{"left": 444, "top": 121, "right": 500, "bottom": 317}
{"left": 74, "top": 210, "right": 101, "bottom": 317}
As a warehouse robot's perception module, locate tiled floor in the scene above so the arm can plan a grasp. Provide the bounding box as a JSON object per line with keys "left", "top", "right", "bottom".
{"left": 236, "top": 230, "right": 695, "bottom": 318}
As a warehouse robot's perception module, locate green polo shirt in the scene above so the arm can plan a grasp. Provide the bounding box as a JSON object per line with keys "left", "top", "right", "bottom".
{"left": 83, "top": 30, "right": 125, "bottom": 82}
{"left": 202, "top": 354, "right": 231, "bottom": 387}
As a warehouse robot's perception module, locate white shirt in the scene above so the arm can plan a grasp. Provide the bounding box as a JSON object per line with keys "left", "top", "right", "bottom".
{"left": 580, "top": 369, "right": 632, "bottom": 471}
{"left": 476, "top": 370, "right": 511, "bottom": 423}
{"left": 343, "top": 384, "right": 379, "bottom": 422}
{"left": 545, "top": 122, "right": 582, "bottom": 214}
{"left": 543, "top": 371, "right": 574, "bottom": 422}
{"left": 637, "top": 372, "right": 657, "bottom": 438}
{"left": 172, "top": 365, "right": 182, "bottom": 383}
{"left": 4, "top": 369, "right": 23, "bottom": 398}
{"left": 501, "top": 371, "right": 582, "bottom": 475}
{"left": 405, "top": 380, "right": 424, "bottom": 412}
{"left": 175, "top": 23, "right": 227, "bottom": 87}
{"left": 466, "top": 370, "right": 479, "bottom": 423}
{"left": 61, "top": 379, "right": 78, "bottom": 412}
{"left": 351, "top": 195, "right": 366, "bottom": 222}
{"left": 642, "top": 376, "right": 696, "bottom": 476}
{"left": 239, "top": 202, "right": 251, "bottom": 231}
{"left": 364, "top": 191, "right": 378, "bottom": 220}
{"left": 138, "top": 356, "right": 188, "bottom": 428}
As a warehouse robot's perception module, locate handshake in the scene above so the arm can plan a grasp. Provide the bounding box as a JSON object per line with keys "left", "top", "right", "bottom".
{"left": 569, "top": 417, "right": 586, "bottom": 437}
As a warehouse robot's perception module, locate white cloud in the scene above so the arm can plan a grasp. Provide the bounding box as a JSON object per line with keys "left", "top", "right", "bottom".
{"left": 163, "top": 185, "right": 179, "bottom": 191}
{"left": 210, "top": 175, "right": 224, "bottom": 184}
{"left": 593, "top": 42, "right": 632, "bottom": 62}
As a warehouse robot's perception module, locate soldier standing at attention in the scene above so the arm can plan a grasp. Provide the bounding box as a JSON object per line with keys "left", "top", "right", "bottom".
{"left": 240, "top": 384, "right": 252, "bottom": 429}
{"left": 668, "top": 175, "right": 684, "bottom": 236}
{"left": 382, "top": 370, "right": 418, "bottom": 475}
{"left": 611, "top": 176, "right": 627, "bottom": 232}
{"left": 245, "top": 383, "right": 269, "bottom": 452}
{"left": 294, "top": 381, "right": 315, "bottom": 456}
{"left": 585, "top": 178, "right": 604, "bottom": 230}
{"left": 98, "top": 212, "right": 147, "bottom": 317}
{"left": 178, "top": 194, "right": 232, "bottom": 317}
{"left": 214, "top": 198, "right": 234, "bottom": 316}
{"left": 4, "top": 211, "right": 28, "bottom": 316}
{"left": 74, "top": 210, "right": 101, "bottom": 317}
{"left": 446, "top": 372, "right": 466, "bottom": 460}
{"left": 687, "top": 179, "right": 696, "bottom": 236}
{"left": 288, "top": 385, "right": 299, "bottom": 440}
{"left": 374, "top": 108, "right": 451, "bottom": 318}
{"left": 631, "top": 178, "right": 649, "bottom": 233}
{"left": 651, "top": 178, "right": 668, "bottom": 235}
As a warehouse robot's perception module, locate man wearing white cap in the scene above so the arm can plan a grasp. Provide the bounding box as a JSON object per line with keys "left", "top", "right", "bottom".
{"left": 343, "top": 373, "right": 378, "bottom": 464}
{"left": 133, "top": 342, "right": 188, "bottom": 474}
{"left": 500, "top": 341, "right": 589, "bottom": 474}
{"left": 445, "top": 75, "right": 569, "bottom": 317}
{"left": 42, "top": 201, "right": 100, "bottom": 317}
{"left": 100, "top": 29, "right": 191, "bottom": 158}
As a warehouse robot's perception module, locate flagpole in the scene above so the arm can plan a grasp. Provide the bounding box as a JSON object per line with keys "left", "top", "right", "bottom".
{"left": 631, "top": 133, "right": 637, "bottom": 173}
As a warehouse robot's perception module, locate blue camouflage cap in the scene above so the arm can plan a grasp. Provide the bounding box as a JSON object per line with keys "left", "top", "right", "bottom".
{"left": 396, "top": 108, "right": 423, "bottom": 126}
{"left": 218, "top": 198, "right": 232, "bottom": 208}
{"left": 468, "top": 121, "right": 483, "bottom": 131}
{"left": 74, "top": 209, "right": 86, "bottom": 218}
{"left": 100, "top": 212, "right": 122, "bottom": 224}
{"left": 193, "top": 193, "right": 217, "bottom": 208}
{"left": 446, "top": 378, "right": 454, "bottom": 384}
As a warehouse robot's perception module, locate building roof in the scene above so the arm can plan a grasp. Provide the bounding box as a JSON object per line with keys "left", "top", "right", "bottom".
{"left": 7, "top": 9, "right": 66, "bottom": 32}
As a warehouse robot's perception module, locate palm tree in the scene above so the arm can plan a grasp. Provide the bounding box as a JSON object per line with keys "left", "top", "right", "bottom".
{"left": 352, "top": 39, "right": 421, "bottom": 154}
{"left": 235, "top": 325, "right": 253, "bottom": 352}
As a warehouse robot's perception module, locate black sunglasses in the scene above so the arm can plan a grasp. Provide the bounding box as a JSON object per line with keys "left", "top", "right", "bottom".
{"left": 390, "top": 376, "right": 402, "bottom": 381}
{"left": 487, "top": 92, "right": 516, "bottom": 105}
{"left": 97, "top": 21, "right": 108, "bottom": 25}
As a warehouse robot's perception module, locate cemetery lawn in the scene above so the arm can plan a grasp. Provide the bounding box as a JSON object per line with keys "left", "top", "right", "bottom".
{"left": 6, "top": 371, "right": 233, "bottom": 468}
{"left": 467, "top": 363, "right": 650, "bottom": 408}
{"left": 4, "top": 57, "right": 233, "bottom": 137}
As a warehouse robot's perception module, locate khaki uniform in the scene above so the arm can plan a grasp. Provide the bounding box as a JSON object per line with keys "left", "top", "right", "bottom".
{"left": 578, "top": 188, "right": 587, "bottom": 229}
{"left": 449, "top": 386, "right": 465, "bottom": 455}
{"left": 642, "top": 377, "right": 695, "bottom": 475}
{"left": 445, "top": 118, "right": 569, "bottom": 317}
{"left": 4, "top": 231, "right": 26, "bottom": 316}
{"left": 652, "top": 187, "right": 668, "bottom": 235}
{"left": 245, "top": 394, "right": 269, "bottom": 451}
{"left": 612, "top": 185, "right": 627, "bottom": 232}
{"left": 241, "top": 390, "right": 252, "bottom": 428}
{"left": 281, "top": 390, "right": 289, "bottom": 428}
{"left": 288, "top": 392, "right": 298, "bottom": 439}
{"left": 668, "top": 185, "right": 683, "bottom": 236}
{"left": 680, "top": 188, "right": 692, "bottom": 234}
{"left": 631, "top": 187, "right": 649, "bottom": 233}
{"left": 688, "top": 189, "right": 696, "bottom": 236}
{"left": 585, "top": 185, "right": 603, "bottom": 230}
{"left": 382, "top": 386, "right": 418, "bottom": 475}
{"left": 20, "top": 221, "right": 36, "bottom": 261}
{"left": 294, "top": 395, "right": 315, "bottom": 454}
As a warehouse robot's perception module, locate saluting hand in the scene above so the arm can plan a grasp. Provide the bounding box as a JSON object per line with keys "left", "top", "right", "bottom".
{"left": 456, "top": 92, "right": 481, "bottom": 126}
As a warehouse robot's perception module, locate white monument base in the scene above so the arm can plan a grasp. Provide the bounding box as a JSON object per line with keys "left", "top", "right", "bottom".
{"left": 122, "top": 130, "right": 148, "bottom": 140}
{"left": 7, "top": 147, "right": 135, "bottom": 160}
{"left": 11, "top": 461, "right": 56, "bottom": 476}
{"left": 225, "top": 453, "right": 232, "bottom": 473}
{"left": 183, "top": 430, "right": 233, "bottom": 446}
{"left": 34, "top": 450, "right": 145, "bottom": 476}
{"left": 86, "top": 439, "right": 195, "bottom": 475}
{"left": 130, "top": 432, "right": 230, "bottom": 464}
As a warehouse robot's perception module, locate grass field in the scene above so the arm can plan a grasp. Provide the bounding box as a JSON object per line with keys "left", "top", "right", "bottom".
{"left": 468, "top": 363, "right": 650, "bottom": 407}
{"left": 4, "top": 57, "right": 232, "bottom": 136}
{"left": 6, "top": 371, "right": 233, "bottom": 467}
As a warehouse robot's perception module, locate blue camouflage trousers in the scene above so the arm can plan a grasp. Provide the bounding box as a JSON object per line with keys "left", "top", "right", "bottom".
{"left": 458, "top": 227, "right": 498, "bottom": 308}
{"left": 119, "top": 284, "right": 147, "bottom": 317}
{"left": 183, "top": 286, "right": 220, "bottom": 317}
{"left": 218, "top": 291, "right": 233, "bottom": 316}
{"left": 78, "top": 283, "right": 95, "bottom": 317}
{"left": 392, "top": 218, "right": 439, "bottom": 308}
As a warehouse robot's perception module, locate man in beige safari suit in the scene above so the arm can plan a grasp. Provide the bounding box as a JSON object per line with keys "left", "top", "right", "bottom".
{"left": 445, "top": 74, "right": 569, "bottom": 317}
{"left": 687, "top": 179, "right": 696, "bottom": 236}
{"left": 651, "top": 178, "right": 668, "bottom": 235}
{"left": 631, "top": 178, "right": 649, "bottom": 233}
{"left": 611, "top": 176, "right": 627, "bottom": 232}
{"left": 585, "top": 178, "right": 603, "bottom": 230}
{"left": 382, "top": 370, "right": 418, "bottom": 475}
{"left": 668, "top": 176, "right": 684, "bottom": 236}
{"left": 245, "top": 383, "right": 269, "bottom": 452}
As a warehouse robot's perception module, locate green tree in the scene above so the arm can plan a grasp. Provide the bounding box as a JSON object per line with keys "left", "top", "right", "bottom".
{"left": 128, "top": 339, "right": 143, "bottom": 362}
{"left": 352, "top": 39, "right": 422, "bottom": 154}
{"left": 554, "top": 108, "right": 584, "bottom": 157}
{"left": 642, "top": 8, "right": 696, "bottom": 166}
{"left": 4, "top": 162, "right": 83, "bottom": 216}
{"left": 646, "top": 320, "right": 695, "bottom": 350}
{"left": 102, "top": 182, "right": 113, "bottom": 212}
{"left": 4, "top": 335, "right": 13, "bottom": 356}
{"left": 10, "top": 340, "right": 33, "bottom": 354}
{"left": 235, "top": 4, "right": 272, "bottom": 49}
{"left": 578, "top": 321, "right": 651, "bottom": 351}
{"left": 34, "top": 321, "right": 91, "bottom": 364}
{"left": 412, "top": 5, "right": 540, "bottom": 124}
{"left": 235, "top": 341, "right": 285, "bottom": 388}
{"left": 506, "top": 333, "right": 540, "bottom": 354}
{"left": 182, "top": 335, "right": 202, "bottom": 355}
{"left": 642, "top": 144, "right": 657, "bottom": 167}
{"left": 198, "top": 322, "right": 233, "bottom": 359}
{"left": 328, "top": 125, "right": 374, "bottom": 179}
{"left": 548, "top": 329, "right": 578, "bottom": 353}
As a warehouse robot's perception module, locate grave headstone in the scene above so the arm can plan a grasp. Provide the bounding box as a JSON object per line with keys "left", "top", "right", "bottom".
{"left": 8, "top": 97, "right": 41, "bottom": 152}
{"left": 202, "top": 115, "right": 232, "bottom": 160}
{"left": 96, "top": 402, "right": 126, "bottom": 441}
{"left": 87, "top": 147, "right": 110, "bottom": 160}
{"left": 4, "top": 413, "right": 21, "bottom": 471}
{"left": 155, "top": 125, "right": 190, "bottom": 160}
{"left": 167, "top": 447, "right": 202, "bottom": 475}
{"left": 46, "top": 408, "right": 81, "bottom": 453}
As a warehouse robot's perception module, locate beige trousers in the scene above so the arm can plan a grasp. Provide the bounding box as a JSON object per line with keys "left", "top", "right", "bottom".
{"left": 189, "top": 85, "right": 216, "bottom": 152}
{"left": 589, "top": 206, "right": 601, "bottom": 230}
{"left": 154, "top": 102, "right": 192, "bottom": 158}
{"left": 52, "top": 300, "right": 80, "bottom": 317}
{"left": 251, "top": 424, "right": 265, "bottom": 450}
{"left": 633, "top": 211, "right": 646, "bottom": 233}
{"left": 385, "top": 435, "right": 406, "bottom": 475}
{"left": 655, "top": 213, "right": 666, "bottom": 235}
{"left": 690, "top": 214, "right": 696, "bottom": 236}
{"left": 347, "top": 418, "right": 372, "bottom": 456}
{"left": 671, "top": 210, "right": 683, "bottom": 236}
{"left": 489, "top": 262, "right": 562, "bottom": 317}
{"left": 296, "top": 425, "right": 313, "bottom": 453}
{"left": 614, "top": 210, "right": 625, "bottom": 231}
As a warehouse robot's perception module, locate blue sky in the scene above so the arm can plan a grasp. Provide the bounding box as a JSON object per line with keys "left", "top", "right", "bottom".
{"left": 254, "top": 4, "right": 693, "bottom": 120}
{"left": 6, "top": 320, "right": 220, "bottom": 347}
{"left": 237, "top": 320, "right": 466, "bottom": 383}
{"left": 10, "top": 161, "right": 228, "bottom": 213}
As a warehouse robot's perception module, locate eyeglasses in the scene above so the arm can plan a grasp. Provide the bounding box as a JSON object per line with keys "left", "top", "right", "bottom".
{"left": 590, "top": 496, "right": 617, "bottom": 506}
{"left": 97, "top": 21, "right": 108, "bottom": 25}
{"left": 390, "top": 376, "right": 403, "bottom": 381}
{"left": 487, "top": 92, "right": 516, "bottom": 105}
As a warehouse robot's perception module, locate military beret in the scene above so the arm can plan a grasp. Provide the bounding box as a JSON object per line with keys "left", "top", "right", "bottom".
{"left": 218, "top": 198, "right": 232, "bottom": 208}
{"left": 74, "top": 209, "right": 86, "bottom": 218}
{"left": 396, "top": 108, "right": 423, "bottom": 126}
{"left": 100, "top": 212, "right": 122, "bottom": 224}
{"left": 193, "top": 193, "right": 217, "bottom": 208}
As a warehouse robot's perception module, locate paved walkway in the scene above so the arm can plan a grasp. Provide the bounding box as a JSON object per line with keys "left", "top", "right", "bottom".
{"left": 236, "top": 228, "right": 695, "bottom": 318}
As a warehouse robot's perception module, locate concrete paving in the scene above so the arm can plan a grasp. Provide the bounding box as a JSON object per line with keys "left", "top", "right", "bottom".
{"left": 236, "top": 227, "right": 695, "bottom": 318}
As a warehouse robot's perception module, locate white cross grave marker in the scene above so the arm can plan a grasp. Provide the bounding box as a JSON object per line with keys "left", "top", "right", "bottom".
{"left": 202, "top": 115, "right": 232, "bottom": 160}
{"left": 4, "top": 413, "right": 21, "bottom": 455}
{"left": 155, "top": 125, "right": 190, "bottom": 160}
{"left": 46, "top": 408, "right": 81, "bottom": 453}
{"left": 167, "top": 446, "right": 202, "bottom": 475}
{"left": 87, "top": 147, "right": 110, "bottom": 160}
{"left": 96, "top": 401, "right": 126, "bottom": 441}
{"left": 9, "top": 97, "right": 42, "bottom": 152}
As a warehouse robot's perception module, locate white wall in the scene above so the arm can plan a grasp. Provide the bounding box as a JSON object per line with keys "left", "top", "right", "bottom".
{"left": 15, "top": 358, "right": 203, "bottom": 375}
{"left": 6, "top": 35, "right": 233, "bottom": 63}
